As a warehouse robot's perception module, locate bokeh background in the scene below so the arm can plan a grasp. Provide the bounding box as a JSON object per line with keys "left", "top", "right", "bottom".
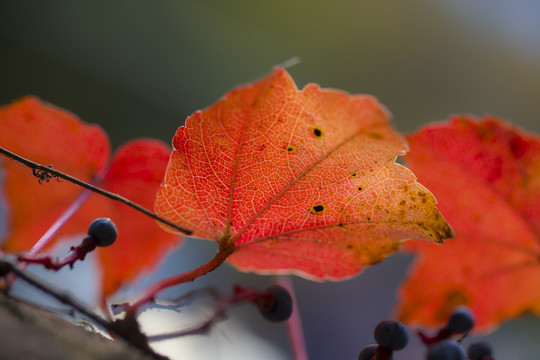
{"left": 1, "top": 1, "right": 540, "bottom": 359}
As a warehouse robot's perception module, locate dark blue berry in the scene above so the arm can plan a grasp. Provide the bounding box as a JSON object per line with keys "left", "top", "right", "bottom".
{"left": 257, "top": 285, "right": 292, "bottom": 322}
{"left": 427, "top": 340, "right": 466, "bottom": 360}
{"left": 88, "top": 218, "right": 117, "bottom": 247}
{"left": 374, "top": 320, "right": 409, "bottom": 351}
{"left": 467, "top": 341, "right": 493, "bottom": 360}
{"left": 358, "top": 344, "right": 377, "bottom": 360}
{"left": 447, "top": 306, "right": 475, "bottom": 334}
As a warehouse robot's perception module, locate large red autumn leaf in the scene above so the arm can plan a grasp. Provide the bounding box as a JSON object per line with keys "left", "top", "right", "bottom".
{"left": 0, "top": 97, "right": 180, "bottom": 299}
{"left": 155, "top": 68, "right": 453, "bottom": 279}
{"left": 396, "top": 116, "right": 540, "bottom": 331}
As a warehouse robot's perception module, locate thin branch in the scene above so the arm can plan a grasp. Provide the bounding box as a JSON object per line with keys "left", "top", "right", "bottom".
{"left": 0, "top": 256, "right": 169, "bottom": 360}
{"left": 0, "top": 146, "right": 192, "bottom": 236}
{"left": 1, "top": 256, "right": 111, "bottom": 328}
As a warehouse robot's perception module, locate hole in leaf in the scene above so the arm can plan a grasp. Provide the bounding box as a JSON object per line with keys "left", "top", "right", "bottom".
{"left": 310, "top": 204, "right": 325, "bottom": 214}
{"left": 357, "top": 186, "right": 363, "bottom": 192}
{"left": 350, "top": 172, "right": 358, "bottom": 178}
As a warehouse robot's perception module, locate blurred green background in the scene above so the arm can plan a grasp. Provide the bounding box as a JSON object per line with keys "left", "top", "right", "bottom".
{"left": 1, "top": 1, "right": 539, "bottom": 359}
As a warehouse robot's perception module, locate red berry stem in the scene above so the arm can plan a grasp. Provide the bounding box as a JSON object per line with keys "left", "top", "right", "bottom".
{"left": 146, "top": 286, "right": 250, "bottom": 342}
{"left": 18, "top": 236, "right": 97, "bottom": 271}
{"left": 151, "top": 286, "right": 270, "bottom": 341}
{"left": 417, "top": 327, "right": 453, "bottom": 346}
{"left": 276, "top": 276, "right": 308, "bottom": 360}
{"left": 147, "top": 284, "right": 292, "bottom": 342}
{"left": 125, "top": 241, "right": 235, "bottom": 315}
{"left": 374, "top": 345, "right": 394, "bottom": 360}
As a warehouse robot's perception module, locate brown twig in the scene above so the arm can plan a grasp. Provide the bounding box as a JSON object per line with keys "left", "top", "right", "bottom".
{"left": 0, "top": 146, "right": 192, "bottom": 235}
{"left": 0, "top": 256, "right": 169, "bottom": 360}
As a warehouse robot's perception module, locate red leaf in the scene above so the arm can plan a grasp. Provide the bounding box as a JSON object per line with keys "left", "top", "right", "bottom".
{"left": 396, "top": 116, "right": 540, "bottom": 331}
{"left": 0, "top": 96, "right": 110, "bottom": 252}
{"left": 155, "top": 68, "right": 453, "bottom": 279}
{"left": 0, "top": 97, "right": 180, "bottom": 299}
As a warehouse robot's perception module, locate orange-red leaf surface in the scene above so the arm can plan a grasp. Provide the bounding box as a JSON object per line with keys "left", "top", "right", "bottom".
{"left": 397, "top": 116, "right": 540, "bottom": 331}
{"left": 155, "top": 68, "right": 453, "bottom": 279}
{"left": 0, "top": 97, "right": 179, "bottom": 299}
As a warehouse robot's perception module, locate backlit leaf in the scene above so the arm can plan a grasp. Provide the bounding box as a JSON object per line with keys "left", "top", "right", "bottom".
{"left": 0, "top": 97, "right": 179, "bottom": 299}
{"left": 396, "top": 116, "right": 540, "bottom": 331}
{"left": 155, "top": 68, "right": 453, "bottom": 279}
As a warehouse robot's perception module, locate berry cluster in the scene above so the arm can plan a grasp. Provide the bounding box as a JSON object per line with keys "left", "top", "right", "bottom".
{"left": 358, "top": 307, "right": 494, "bottom": 360}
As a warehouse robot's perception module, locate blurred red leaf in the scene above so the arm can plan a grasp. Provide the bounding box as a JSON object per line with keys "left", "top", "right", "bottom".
{"left": 0, "top": 97, "right": 180, "bottom": 299}
{"left": 155, "top": 68, "right": 453, "bottom": 279}
{"left": 397, "top": 116, "right": 540, "bottom": 331}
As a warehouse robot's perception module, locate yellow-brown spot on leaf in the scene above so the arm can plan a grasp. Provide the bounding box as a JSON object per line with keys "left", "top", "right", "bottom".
{"left": 399, "top": 200, "right": 406, "bottom": 206}
{"left": 350, "top": 172, "right": 358, "bottom": 178}
{"left": 310, "top": 204, "right": 325, "bottom": 214}
{"left": 357, "top": 186, "right": 363, "bottom": 192}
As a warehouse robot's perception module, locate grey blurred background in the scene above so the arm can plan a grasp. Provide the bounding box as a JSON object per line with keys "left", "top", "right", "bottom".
{"left": 1, "top": 1, "right": 540, "bottom": 359}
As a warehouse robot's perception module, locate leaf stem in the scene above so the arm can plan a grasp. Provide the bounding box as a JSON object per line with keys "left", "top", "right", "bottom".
{"left": 126, "top": 241, "right": 234, "bottom": 314}
{"left": 0, "top": 146, "right": 192, "bottom": 235}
